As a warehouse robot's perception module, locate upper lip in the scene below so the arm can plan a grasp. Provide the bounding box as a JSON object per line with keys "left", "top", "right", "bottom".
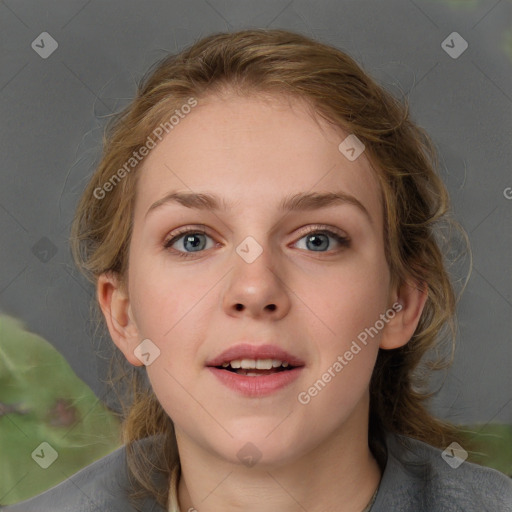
{"left": 205, "top": 343, "right": 306, "bottom": 367}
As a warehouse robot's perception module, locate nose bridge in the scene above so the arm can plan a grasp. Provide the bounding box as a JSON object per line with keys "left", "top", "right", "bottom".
{"left": 232, "top": 232, "right": 276, "bottom": 282}
{"left": 228, "top": 204, "right": 278, "bottom": 265}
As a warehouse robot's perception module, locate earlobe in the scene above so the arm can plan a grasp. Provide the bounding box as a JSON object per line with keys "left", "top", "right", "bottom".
{"left": 379, "top": 279, "right": 428, "bottom": 350}
{"left": 97, "top": 272, "right": 143, "bottom": 366}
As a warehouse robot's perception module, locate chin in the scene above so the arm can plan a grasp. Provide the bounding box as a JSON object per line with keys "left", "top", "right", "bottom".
{"left": 210, "top": 432, "right": 307, "bottom": 470}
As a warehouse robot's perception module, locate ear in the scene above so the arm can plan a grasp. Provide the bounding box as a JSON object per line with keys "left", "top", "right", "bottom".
{"left": 379, "top": 278, "right": 428, "bottom": 350}
{"left": 97, "top": 272, "right": 143, "bottom": 366}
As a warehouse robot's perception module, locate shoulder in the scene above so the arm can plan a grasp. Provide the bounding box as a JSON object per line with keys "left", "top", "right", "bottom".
{"left": 372, "top": 432, "right": 512, "bottom": 512}
{"left": 0, "top": 439, "right": 166, "bottom": 512}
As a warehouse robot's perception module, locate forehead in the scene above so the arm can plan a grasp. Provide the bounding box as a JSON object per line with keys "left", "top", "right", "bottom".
{"left": 134, "top": 93, "right": 383, "bottom": 226}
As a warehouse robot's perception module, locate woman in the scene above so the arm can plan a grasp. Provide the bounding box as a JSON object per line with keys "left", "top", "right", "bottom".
{"left": 4, "top": 28, "right": 511, "bottom": 512}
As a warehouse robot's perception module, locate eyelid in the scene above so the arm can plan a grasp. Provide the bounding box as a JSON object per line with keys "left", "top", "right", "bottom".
{"left": 163, "top": 225, "right": 210, "bottom": 247}
{"left": 296, "top": 224, "right": 349, "bottom": 240}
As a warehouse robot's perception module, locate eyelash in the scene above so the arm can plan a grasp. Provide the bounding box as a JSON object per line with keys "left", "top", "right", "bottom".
{"left": 163, "top": 225, "right": 350, "bottom": 259}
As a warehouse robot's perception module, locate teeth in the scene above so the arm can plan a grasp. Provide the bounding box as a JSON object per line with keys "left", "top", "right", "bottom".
{"left": 221, "top": 358, "right": 289, "bottom": 369}
{"left": 256, "top": 359, "right": 272, "bottom": 370}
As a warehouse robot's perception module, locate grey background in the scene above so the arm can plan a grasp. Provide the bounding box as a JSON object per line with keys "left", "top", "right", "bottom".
{"left": 0, "top": 0, "right": 511, "bottom": 425}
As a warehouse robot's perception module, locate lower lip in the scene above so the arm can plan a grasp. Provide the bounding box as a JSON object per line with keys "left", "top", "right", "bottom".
{"left": 207, "top": 367, "right": 304, "bottom": 397}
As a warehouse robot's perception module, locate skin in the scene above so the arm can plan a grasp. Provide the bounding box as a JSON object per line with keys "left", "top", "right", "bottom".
{"left": 98, "top": 92, "right": 427, "bottom": 512}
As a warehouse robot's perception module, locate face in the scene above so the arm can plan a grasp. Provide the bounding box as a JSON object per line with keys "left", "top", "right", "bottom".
{"left": 114, "top": 92, "right": 399, "bottom": 467}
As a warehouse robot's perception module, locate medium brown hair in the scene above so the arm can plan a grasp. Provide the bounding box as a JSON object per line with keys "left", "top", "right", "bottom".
{"left": 70, "top": 28, "right": 471, "bottom": 508}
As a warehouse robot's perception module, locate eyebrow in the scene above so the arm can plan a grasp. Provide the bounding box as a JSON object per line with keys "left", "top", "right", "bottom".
{"left": 145, "top": 190, "right": 372, "bottom": 224}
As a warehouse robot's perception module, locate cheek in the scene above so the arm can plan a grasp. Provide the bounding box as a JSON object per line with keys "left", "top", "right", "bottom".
{"left": 309, "top": 253, "right": 390, "bottom": 330}
{"left": 299, "top": 275, "right": 383, "bottom": 416}
{"left": 129, "top": 250, "right": 211, "bottom": 336}
{"left": 304, "top": 254, "right": 389, "bottom": 391}
{"left": 127, "top": 259, "right": 211, "bottom": 397}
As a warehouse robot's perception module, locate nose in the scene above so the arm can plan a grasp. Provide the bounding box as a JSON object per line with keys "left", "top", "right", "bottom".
{"left": 222, "top": 242, "right": 291, "bottom": 320}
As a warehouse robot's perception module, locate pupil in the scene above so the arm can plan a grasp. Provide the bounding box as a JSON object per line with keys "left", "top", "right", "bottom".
{"left": 308, "top": 234, "right": 328, "bottom": 251}
{"left": 184, "top": 234, "right": 205, "bottom": 251}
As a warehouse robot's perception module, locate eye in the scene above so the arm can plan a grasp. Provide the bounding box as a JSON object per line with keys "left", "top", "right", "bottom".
{"left": 163, "top": 227, "right": 216, "bottom": 258}
{"left": 293, "top": 226, "right": 350, "bottom": 253}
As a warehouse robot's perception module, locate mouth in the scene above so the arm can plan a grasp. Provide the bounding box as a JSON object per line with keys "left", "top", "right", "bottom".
{"left": 205, "top": 343, "right": 305, "bottom": 396}
{"left": 213, "top": 358, "right": 298, "bottom": 377}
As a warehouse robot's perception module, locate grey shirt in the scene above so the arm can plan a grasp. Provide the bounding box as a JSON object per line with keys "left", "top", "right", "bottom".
{"left": 2, "top": 432, "right": 511, "bottom": 511}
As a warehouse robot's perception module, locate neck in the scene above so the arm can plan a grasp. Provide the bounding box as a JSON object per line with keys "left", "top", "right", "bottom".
{"left": 173, "top": 403, "right": 382, "bottom": 512}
